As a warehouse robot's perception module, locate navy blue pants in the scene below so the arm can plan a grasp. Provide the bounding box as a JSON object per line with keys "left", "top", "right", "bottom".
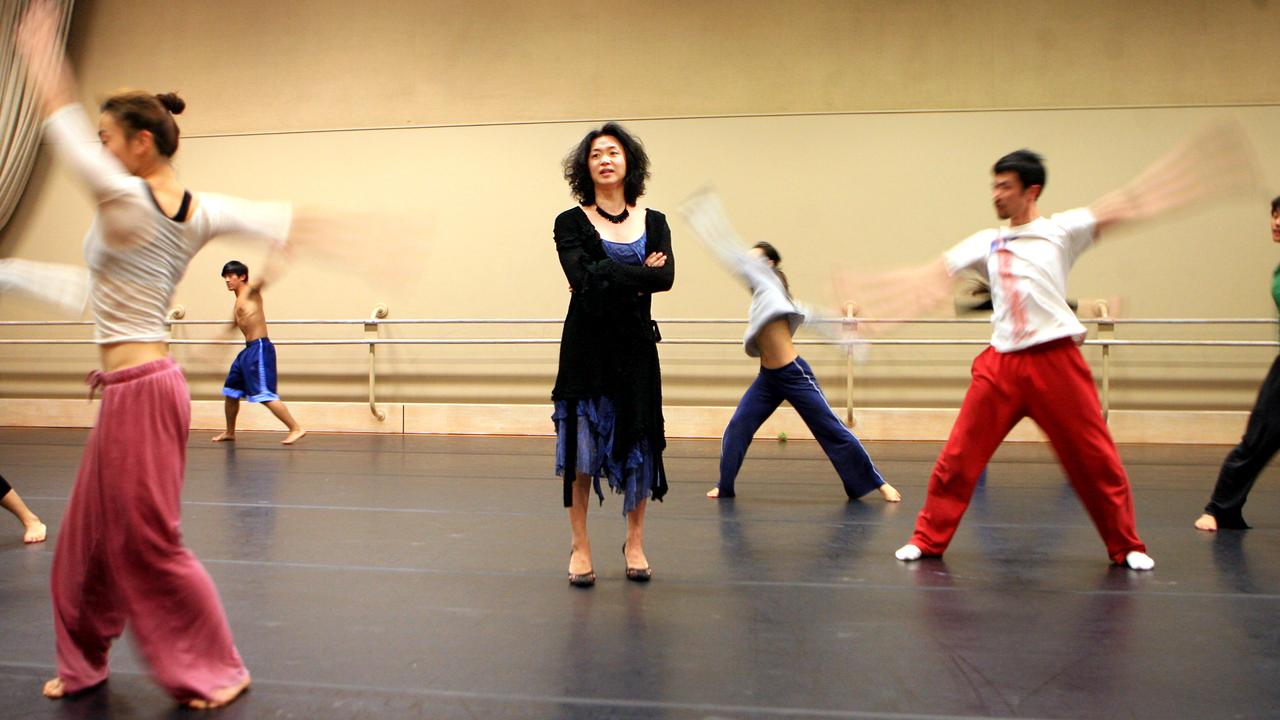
{"left": 718, "top": 356, "right": 884, "bottom": 498}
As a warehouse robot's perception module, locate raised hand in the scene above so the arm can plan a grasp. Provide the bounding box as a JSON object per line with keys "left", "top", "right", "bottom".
{"left": 16, "top": 0, "right": 76, "bottom": 115}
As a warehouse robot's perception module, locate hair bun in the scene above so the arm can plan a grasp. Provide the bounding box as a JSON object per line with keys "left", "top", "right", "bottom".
{"left": 155, "top": 92, "right": 185, "bottom": 115}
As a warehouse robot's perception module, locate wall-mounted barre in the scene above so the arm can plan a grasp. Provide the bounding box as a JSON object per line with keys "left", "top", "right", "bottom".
{"left": 1, "top": 310, "right": 1276, "bottom": 423}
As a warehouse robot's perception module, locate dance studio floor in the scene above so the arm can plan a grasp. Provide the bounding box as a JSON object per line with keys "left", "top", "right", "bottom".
{"left": 0, "top": 427, "right": 1277, "bottom": 720}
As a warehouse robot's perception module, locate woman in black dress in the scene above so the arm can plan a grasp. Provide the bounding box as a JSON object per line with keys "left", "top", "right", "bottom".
{"left": 552, "top": 123, "right": 673, "bottom": 586}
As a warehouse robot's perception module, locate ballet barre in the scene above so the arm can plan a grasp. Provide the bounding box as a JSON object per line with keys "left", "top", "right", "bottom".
{"left": 1, "top": 309, "right": 1277, "bottom": 423}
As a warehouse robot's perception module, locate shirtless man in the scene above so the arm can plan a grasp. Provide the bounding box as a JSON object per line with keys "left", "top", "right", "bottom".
{"left": 212, "top": 260, "right": 305, "bottom": 444}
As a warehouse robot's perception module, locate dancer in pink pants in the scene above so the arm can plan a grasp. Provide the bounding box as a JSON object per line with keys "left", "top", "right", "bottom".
{"left": 14, "top": 2, "right": 316, "bottom": 708}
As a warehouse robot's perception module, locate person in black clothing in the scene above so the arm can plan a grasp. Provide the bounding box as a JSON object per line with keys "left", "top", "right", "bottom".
{"left": 1196, "top": 196, "right": 1280, "bottom": 531}
{"left": 552, "top": 123, "right": 673, "bottom": 586}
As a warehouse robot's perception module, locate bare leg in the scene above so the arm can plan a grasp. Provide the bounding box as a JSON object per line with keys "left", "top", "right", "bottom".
{"left": 263, "top": 400, "right": 306, "bottom": 444}
{"left": 212, "top": 397, "right": 238, "bottom": 442}
{"left": 624, "top": 499, "right": 650, "bottom": 572}
{"left": 1, "top": 488, "right": 46, "bottom": 543}
{"left": 568, "top": 473, "right": 593, "bottom": 577}
{"left": 1194, "top": 513, "right": 1218, "bottom": 532}
{"left": 186, "top": 674, "right": 251, "bottom": 710}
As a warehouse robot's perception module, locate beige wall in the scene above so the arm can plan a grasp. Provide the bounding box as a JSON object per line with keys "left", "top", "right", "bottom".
{"left": 60, "top": 0, "right": 1280, "bottom": 132}
{"left": 3, "top": 0, "right": 1280, "bottom": 415}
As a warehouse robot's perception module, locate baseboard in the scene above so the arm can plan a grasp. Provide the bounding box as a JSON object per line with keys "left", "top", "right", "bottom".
{"left": 0, "top": 399, "right": 1246, "bottom": 444}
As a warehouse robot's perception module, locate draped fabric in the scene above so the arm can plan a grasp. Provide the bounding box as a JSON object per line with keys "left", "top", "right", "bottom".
{"left": 0, "top": 0, "right": 75, "bottom": 233}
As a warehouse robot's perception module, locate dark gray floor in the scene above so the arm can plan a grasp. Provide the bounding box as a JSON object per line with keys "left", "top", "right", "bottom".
{"left": 0, "top": 428, "right": 1277, "bottom": 720}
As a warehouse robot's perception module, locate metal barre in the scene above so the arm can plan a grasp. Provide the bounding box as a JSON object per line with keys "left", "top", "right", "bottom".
{"left": 3, "top": 317, "right": 1278, "bottom": 327}
{"left": 4, "top": 305, "right": 1280, "bottom": 423}
{"left": 2, "top": 338, "right": 1277, "bottom": 347}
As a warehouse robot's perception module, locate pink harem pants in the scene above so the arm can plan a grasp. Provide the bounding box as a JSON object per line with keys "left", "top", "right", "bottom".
{"left": 51, "top": 357, "right": 246, "bottom": 701}
{"left": 910, "top": 338, "right": 1147, "bottom": 564}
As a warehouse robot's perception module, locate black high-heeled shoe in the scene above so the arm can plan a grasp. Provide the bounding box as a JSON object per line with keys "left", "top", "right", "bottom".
{"left": 622, "top": 542, "right": 652, "bottom": 582}
{"left": 568, "top": 548, "right": 595, "bottom": 588}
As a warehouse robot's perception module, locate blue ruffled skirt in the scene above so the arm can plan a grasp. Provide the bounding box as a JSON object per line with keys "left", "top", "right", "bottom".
{"left": 553, "top": 397, "right": 660, "bottom": 516}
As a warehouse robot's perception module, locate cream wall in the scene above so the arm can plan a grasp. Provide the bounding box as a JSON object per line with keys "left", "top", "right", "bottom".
{"left": 3, "top": 0, "right": 1280, "bottom": 416}
{"left": 58, "top": 0, "right": 1280, "bottom": 131}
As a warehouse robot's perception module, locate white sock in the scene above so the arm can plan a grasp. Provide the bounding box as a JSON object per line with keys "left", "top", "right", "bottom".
{"left": 1124, "top": 551, "right": 1155, "bottom": 571}
{"left": 895, "top": 543, "right": 923, "bottom": 561}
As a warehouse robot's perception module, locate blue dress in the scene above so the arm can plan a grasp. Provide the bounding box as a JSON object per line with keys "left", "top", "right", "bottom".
{"left": 553, "top": 233, "right": 661, "bottom": 515}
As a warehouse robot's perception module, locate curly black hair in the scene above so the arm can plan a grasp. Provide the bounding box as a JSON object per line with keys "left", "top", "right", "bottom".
{"left": 562, "top": 122, "right": 650, "bottom": 206}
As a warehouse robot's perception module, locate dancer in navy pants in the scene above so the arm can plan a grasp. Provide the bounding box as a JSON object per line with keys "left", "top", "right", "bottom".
{"left": 719, "top": 355, "right": 895, "bottom": 500}
{"left": 680, "top": 192, "right": 900, "bottom": 503}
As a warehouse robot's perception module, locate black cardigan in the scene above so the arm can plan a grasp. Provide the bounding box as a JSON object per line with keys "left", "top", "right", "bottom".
{"left": 551, "top": 207, "right": 674, "bottom": 506}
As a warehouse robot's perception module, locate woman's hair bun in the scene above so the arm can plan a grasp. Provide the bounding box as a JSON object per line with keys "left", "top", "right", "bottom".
{"left": 155, "top": 92, "right": 185, "bottom": 115}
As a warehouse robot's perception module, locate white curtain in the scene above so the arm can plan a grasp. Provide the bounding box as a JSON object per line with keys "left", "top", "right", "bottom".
{"left": 0, "top": 0, "right": 75, "bottom": 232}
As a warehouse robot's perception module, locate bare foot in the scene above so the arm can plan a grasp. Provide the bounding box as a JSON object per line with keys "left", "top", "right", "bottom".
{"left": 43, "top": 677, "right": 65, "bottom": 699}
{"left": 1194, "top": 513, "right": 1218, "bottom": 532}
{"left": 211, "top": 432, "right": 235, "bottom": 443}
{"left": 23, "top": 518, "right": 47, "bottom": 543}
{"left": 186, "top": 674, "right": 251, "bottom": 710}
{"left": 281, "top": 428, "right": 307, "bottom": 445}
{"left": 878, "top": 483, "right": 902, "bottom": 503}
{"left": 706, "top": 487, "right": 720, "bottom": 498}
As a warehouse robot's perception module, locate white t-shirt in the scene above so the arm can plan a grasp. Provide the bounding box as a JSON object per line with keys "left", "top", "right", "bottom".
{"left": 44, "top": 104, "right": 292, "bottom": 344}
{"left": 943, "top": 208, "right": 1096, "bottom": 353}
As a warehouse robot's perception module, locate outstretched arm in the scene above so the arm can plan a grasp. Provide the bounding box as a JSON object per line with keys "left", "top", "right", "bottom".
{"left": 0, "top": 258, "right": 89, "bottom": 317}
{"left": 17, "top": 0, "right": 151, "bottom": 248}
{"left": 15, "top": 0, "right": 76, "bottom": 117}
{"left": 1088, "top": 119, "right": 1262, "bottom": 236}
{"left": 835, "top": 256, "right": 958, "bottom": 328}
{"left": 247, "top": 245, "right": 290, "bottom": 294}
{"left": 678, "top": 188, "right": 784, "bottom": 295}
{"left": 18, "top": 1, "right": 127, "bottom": 198}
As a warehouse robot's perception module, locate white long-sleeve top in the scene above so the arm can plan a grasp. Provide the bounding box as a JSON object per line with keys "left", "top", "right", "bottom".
{"left": 43, "top": 104, "right": 292, "bottom": 344}
{"left": 697, "top": 226, "right": 807, "bottom": 358}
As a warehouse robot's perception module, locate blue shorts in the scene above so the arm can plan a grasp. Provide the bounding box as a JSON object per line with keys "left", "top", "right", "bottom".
{"left": 222, "top": 337, "right": 279, "bottom": 403}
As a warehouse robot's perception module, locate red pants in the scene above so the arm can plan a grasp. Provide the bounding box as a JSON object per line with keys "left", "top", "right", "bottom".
{"left": 51, "top": 358, "right": 246, "bottom": 701}
{"left": 911, "top": 338, "right": 1146, "bottom": 564}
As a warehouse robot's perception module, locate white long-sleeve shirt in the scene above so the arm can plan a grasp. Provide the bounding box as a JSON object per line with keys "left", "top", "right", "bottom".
{"left": 697, "top": 226, "right": 807, "bottom": 358}
{"left": 680, "top": 191, "right": 808, "bottom": 357}
{"left": 43, "top": 104, "right": 292, "bottom": 343}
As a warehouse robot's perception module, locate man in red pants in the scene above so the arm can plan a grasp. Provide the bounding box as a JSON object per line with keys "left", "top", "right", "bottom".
{"left": 891, "top": 147, "right": 1202, "bottom": 570}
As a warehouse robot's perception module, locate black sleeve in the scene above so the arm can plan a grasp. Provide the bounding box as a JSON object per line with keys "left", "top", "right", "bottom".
{"left": 554, "top": 210, "right": 675, "bottom": 294}
{"left": 554, "top": 211, "right": 594, "bottom": 292}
